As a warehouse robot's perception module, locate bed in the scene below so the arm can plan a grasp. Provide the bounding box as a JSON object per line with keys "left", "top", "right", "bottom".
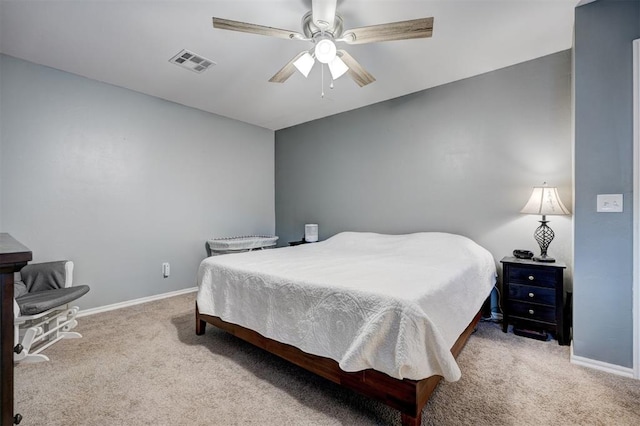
{"left": 196, "top": 231, "right": 496, "bottom": 425}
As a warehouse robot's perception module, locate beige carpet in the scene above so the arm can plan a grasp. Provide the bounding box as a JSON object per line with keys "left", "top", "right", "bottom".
{"left": 14, "top": 292, "right": 640, "bottom": 425}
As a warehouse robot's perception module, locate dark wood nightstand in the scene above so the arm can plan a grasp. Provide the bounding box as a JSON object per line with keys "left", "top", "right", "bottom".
{"left": 500, "top": 256, "right": 568, "bottom": 345}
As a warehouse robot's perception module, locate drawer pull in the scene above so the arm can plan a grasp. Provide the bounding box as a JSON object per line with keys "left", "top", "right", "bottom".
{"left": 528, "top": 275, "right": 535, "bottom": 281}
{"left": 528, "top": 292, "right": 535, "bottom": 298}
{"left": 528, "top": 309, "right": 535, "bottom": 315}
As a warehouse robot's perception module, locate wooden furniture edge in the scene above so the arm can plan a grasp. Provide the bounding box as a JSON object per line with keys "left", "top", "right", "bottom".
{"left": 1, "top": 233, "right": 33, "bottom": 426}
{"left": 196, "top": 303, "right": 480, "bottom": 426}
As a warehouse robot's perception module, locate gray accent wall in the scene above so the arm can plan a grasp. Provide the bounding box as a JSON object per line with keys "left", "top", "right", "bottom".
{"left": 276, "top": 51, "right": 573, "bottom": 283}
{"left": 0, "top": 54, "right": 275, "bottom": 310}
{"left": 573, "top": 0, "right": 640, "bottom": 368}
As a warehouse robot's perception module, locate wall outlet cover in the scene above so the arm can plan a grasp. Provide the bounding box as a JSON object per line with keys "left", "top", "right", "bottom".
{"left": 596, "top": 194, "right": 623, "bottom": 212}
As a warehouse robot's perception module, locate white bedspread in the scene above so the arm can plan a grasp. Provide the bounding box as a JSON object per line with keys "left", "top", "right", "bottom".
{"left": 197, "top": 232, "right": 496, "bottom": 381}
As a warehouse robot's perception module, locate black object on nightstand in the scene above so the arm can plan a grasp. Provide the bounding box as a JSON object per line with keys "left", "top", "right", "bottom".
{"left": 500, "top": 256, "right": 569, "bottom": 345}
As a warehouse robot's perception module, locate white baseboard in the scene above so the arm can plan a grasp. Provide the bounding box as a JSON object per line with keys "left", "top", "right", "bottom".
{"left": 77, "top": 287, "right": 197, "bottom": 318}
{"left": 570, "top": 346, "right": 635, "bottom": 379}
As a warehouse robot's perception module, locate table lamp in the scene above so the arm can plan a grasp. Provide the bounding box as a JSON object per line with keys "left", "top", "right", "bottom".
{"left": 520, "top": 183, "right": 570, "bottom": 263}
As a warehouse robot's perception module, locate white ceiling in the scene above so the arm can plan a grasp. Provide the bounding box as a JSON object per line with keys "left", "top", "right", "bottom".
{"left": 0, "top": 1, "right": 579, "bottom": 131}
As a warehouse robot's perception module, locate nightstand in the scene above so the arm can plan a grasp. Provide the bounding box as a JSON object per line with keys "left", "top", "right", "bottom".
{"left": 500, "top": 256, "right": 568, "bottom": 345}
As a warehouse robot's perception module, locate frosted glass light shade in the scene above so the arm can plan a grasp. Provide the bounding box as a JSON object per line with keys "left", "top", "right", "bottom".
{"left": 520, "top": 185, "right": 570, "bottom": 216}
{"left": 293, "top": 52, "right": 315, "bottom": 78}
{"left": 315, "top": 39, "right": 337, "bottom": 64}
{"left": 328, "top": 56, "right": 348, "bottom": 80}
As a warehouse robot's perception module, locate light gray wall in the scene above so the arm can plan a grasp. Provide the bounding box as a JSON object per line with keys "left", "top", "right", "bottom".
{"left": 0, "top": 54, "right": 275, "bottom": 310}
{"left": 573, "top": 0, "right": 640, "bottom": 368}
{"left": 276, "top": 51, "right": 573, "bottom": 282}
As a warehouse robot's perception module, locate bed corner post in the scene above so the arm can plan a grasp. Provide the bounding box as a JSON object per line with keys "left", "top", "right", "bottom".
{"left": 195, "top": 302, "right": 206, "bottom": 335}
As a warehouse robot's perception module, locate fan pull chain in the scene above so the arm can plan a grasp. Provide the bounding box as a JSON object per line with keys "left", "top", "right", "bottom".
{"left": 320, "top": 65, "right": 334, "bottom": 98}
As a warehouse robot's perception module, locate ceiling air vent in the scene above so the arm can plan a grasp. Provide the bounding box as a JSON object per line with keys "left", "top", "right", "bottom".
{"left": 169, "top": 49, "right": 216, "bottom": 73}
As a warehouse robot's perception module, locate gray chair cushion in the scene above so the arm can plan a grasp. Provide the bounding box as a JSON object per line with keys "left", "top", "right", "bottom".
{"left": 14, "top": 281, "right": 28, "bottom": 298}
{"left": 20, "top": 261, "right": 68, "bottom": 293}
{"left": 16, "top": 285, "right": 90, "bottom": 316}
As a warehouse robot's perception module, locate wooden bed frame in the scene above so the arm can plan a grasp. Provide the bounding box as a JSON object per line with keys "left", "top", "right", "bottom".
{"left": 196, "top": 303, "right": 481, "bottom": 426}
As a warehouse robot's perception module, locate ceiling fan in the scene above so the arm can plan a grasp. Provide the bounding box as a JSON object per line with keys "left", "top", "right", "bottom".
{"left": 212, "top": 0, "right": 434, "bottom": 88}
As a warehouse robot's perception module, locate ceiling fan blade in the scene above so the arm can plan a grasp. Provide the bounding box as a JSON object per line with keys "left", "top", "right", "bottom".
{"left": 341, "top": 17, "right": 434, "bottom": 45}
{"left": 312, "top": 0, "right": 338, "bottom": 29}
{"left": 269, "top": 51, "right": 309, "bottom": 83}
{"left": 337, "top": 50, "right": 375, "bottom": 87}
{"left": 212, "top": 17, "right": 305, "bottom": 41}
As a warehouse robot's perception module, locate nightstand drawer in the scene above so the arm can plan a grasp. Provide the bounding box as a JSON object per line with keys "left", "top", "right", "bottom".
{"left": 509, "top": 301, "right": 556, "bottom": 323}
{"left": 508, "top": 284, "right": 556, "bottom": 305}
{"left": 507, "top": 267, "right": 556, "bottom": 288}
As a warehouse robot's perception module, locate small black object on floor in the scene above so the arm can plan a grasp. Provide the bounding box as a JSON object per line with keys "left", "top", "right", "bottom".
{"left": 513, "top": 327, "right": 550, "bottom": 341}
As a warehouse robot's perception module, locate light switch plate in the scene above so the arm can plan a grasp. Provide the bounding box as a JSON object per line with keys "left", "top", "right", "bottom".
{"left": 597, "top": 194, "right": 623, "bottom": 212}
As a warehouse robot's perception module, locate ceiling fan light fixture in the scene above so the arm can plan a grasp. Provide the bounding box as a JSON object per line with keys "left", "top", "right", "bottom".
{"left": 315, "top": 38, "right": 336, "bottom": 64}
{"left": 293, "top": 52, "right": 315, "bottom": 78}
{"left": 328, "top": 56, "right": 348, "bottom": 80}
{"left": 211, "top": 6, "right": 434, "bottom": 89}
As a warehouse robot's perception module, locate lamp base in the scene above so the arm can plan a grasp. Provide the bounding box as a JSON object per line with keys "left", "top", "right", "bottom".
{"left": 533, "top": 218, "right": 556, "bottom": 263}
{"left": 533, "top": 254, "right": 556, "bottom": 263}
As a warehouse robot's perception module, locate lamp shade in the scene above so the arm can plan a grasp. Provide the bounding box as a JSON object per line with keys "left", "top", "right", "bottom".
{"left": 520, "top": 185, "right": 570, "bottom": 216}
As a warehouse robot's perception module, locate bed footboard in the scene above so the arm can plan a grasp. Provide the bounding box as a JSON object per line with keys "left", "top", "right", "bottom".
{"left": 195, "top": 302, "right": 481, "bottom": 426}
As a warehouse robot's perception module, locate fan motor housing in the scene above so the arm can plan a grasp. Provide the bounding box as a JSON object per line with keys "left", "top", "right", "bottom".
{"left": 302, "top": 11, "right": 343, "bottom": 39}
